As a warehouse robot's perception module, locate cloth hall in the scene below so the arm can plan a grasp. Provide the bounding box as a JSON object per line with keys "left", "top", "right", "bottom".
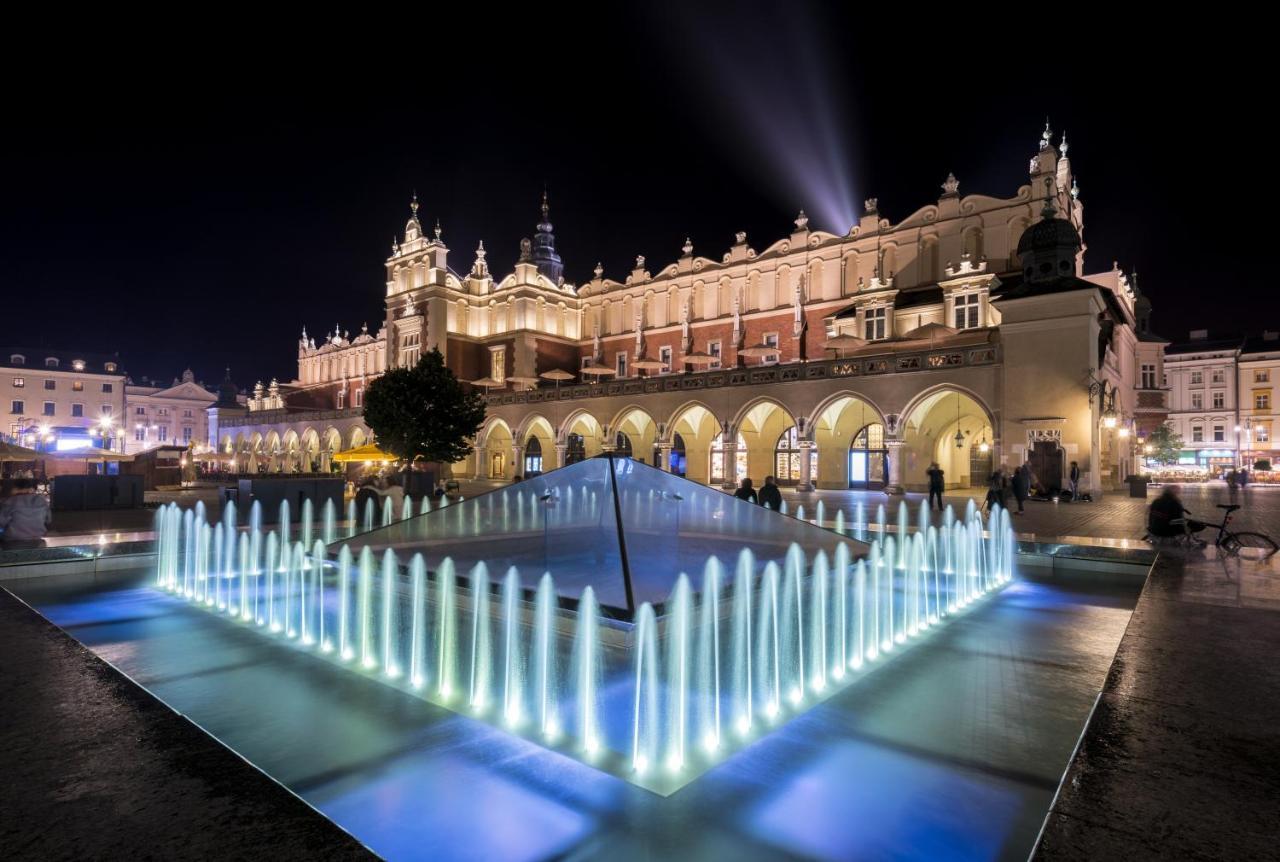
{"left": 209, "top": 125, "right": 1167, "bottom": 494}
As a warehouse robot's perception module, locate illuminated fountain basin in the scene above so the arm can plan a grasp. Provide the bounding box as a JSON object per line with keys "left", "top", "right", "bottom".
{"left": 153, "top": 464, "right": 1014, "bottom": 795}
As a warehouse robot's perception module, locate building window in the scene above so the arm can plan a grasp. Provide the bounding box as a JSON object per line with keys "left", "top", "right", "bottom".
{"left": 104, "top": 362, "right": 117, "bottom": 372}
{"left": 10, "top": 354, "right": 24, "bottom": 365}
{"left": 1211, "top": 368, "right": 1225, "bottom": 384}
{"left": 136, "top": 406, "right": 146, "bottom": 415}
{"left": 42, "top": 401, "right": 54, "bottom": 416}
{"left": 72, "top": 359, "right": 85, "bottom": 371}
{"left": 45, "top": 357, "right": 59, "bottom": 368}
{"left": 954, "top": 293, "right": 981, "bottom": 329}
{"left": 616, "top": 352, "right": 628, "bottom": 378}
{"left": 73, "top": 381, "right": 83, "bottom": 391}
{"left": 864, "top": 306, "right": 887, "bottom": 341}
{"left": 182, "top": 426, "right": 193, "bottom": 443}
{"left": 11, "top": 377, "right": 23, "bottom": 388}
{"left": 43, "top": 379, "right": 55, "bottom": 391}
{"left": 102, "top": 383, "right": 113, "bottom": 393}
{"left": 709, "top": 431, "right": 748, "bottom": 483}
{"left": 135, "top": 426, "right": 147, "bottom": 441}
{"left": 658, "top": 345, "right": 672, "bottom": 373}
{"left": 1191, "top": 393, "right": 1203, "bottom": 410}
{"left": 490, "top": 347, "right": 505, "bottom": 381}
{"left": 158, "top": 425, "right": 169, "bottom": 441}
{"left": 1190, "top": 370, "right": 1203, "bottom": 386}
{"left": 763, "top": 333, "right": 780, "bottom": 364}
{"left": 1258, "top": 393, "right": 1272, "bottom": 410}
{"left": 71, "top": 404, "right": 83, "bottom": 417}
{"left": 1256, "top": 424, "right": 1271, "bottom": 443}
{"left": 1212, "top": 391, "right": 1225, "bottom": 409}
{"left": 354, "top": 388, "right": 363, "bottom": 407}
{"left": 708, "top": 341, "right": 722, "bottom": 369}
{"left": 337, "top": 389, "right": 345, "bottom": 409}
{"left": 1141, "top": 364, "right": 1157, "bottom": 389}
{"left": 157, "top": 408, "right": 169, "bottom": 416}
{"left": 1213, "top": 425, "right": 1225, "bottom": 442}
{"left": 581, "top": 356, "right": 593, "bottom": 371}
{"left": 1192, "top": 425, "right": 1203, "bottom": 443}
{"left": 101, "top": 405, "right": 112, "bottom": 416}
{"left": 1256, "top": 370, "right": 1271, "bottom": 384}
{"left": 11, "top": 400, "right": 24, "bottom": 414}
{"left": 183, "top": 410, "right": 192, "bottom": 418}
{"left": 774, "top": 425, "right": 815, "bottom": 484}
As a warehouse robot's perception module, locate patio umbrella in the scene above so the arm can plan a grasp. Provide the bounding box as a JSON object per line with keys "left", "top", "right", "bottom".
{"left": 469, "top": 377, "right": 504, "bottom": 391}
{"left": 823, "top": 333, "right": 870, "bottom": 356}
{"left": 332, "top": 443, "right": 397, "bottom": 464}
{"left": 539, "top": 367, "right": 576, "bottom": 395}
{"left": 739, "top": 343, "right": 781, "bottom": 358}
{"left": 683, "top": 351, "right": 717, "bottom": 367}
{"left": 899, "top": 321, "right": 958, "bottom": 348}
{"left": 580, "top": 364, "right": 617, "bottom": 377}
{"left": 53, "top": 446, "right": 134, "bottom": 462}
{"left": 0, "top": 440, "right": 45, "bottom": 462}
{"left": 506, "top": 375, "right": 541, "bottom": 391}
{"left": 631, "top": 357, "right": 668, "bottom": 374}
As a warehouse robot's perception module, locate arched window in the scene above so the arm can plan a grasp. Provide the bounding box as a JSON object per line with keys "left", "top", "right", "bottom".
{"left": 524, "top": 436, "right": 543, "bottom": 475}
{"left": 774, "top": 425, "right": 816, "bottom": 484}
{"left": 849, "top": 423, "right": 888, "bottom": 489}
{"left": 565, "top": 432, "right": 586, "bottom": 465}
{"left": 709, "top": 431, "right": 748, "bottom": 483}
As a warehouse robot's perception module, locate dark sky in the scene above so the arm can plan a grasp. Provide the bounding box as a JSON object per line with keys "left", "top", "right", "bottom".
{"left": 1, "top": 9, "right": 1263, "bottom": 387}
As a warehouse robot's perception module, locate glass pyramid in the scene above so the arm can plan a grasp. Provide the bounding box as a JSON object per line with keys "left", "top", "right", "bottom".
{"left": 345, "top": 455, "right": 867, "bottom": 615}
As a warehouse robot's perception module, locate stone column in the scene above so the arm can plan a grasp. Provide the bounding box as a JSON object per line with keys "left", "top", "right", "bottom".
{"left": 513, "top": 443, "right": 524, "bottom": 476}
{"left": 658, "top": 442, "right": 673, "bottom": 472}
{"left": 797, "top": 439, "right": 815, "bottom": 491}
{"left": 554, "top": 443, "right": 567, "bottom": 470}
{"left": 472, "top": 446, "right": 488, "bottom": 480}
{"left": 884, "top": 439, "right": 905, "bottom": 494}
{"left": 721, "top": 425, "right": 738, "bottom": 490}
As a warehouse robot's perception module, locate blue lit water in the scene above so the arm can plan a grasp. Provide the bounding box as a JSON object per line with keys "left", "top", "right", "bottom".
{"left": 9, "top": 570, "right": 1138, "bottom": 861}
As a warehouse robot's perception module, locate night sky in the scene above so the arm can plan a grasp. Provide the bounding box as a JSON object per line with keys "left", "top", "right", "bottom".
{"left": 1, "top": 9, "right": 1262, "bottom": 388}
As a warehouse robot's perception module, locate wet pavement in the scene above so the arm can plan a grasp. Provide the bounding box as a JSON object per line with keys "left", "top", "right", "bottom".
{"left": 0, "top": 587, "right": 374, "bottom": 861}
{"left": 1034, "top": 546, "right": 1280, "bottom": 859}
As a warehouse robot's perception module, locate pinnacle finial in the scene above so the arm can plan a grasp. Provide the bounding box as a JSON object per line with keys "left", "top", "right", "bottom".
{"left": 541, "top": 188, "right": 549, "bottom": 219}
{"left": 410, "top": 190, "right": 419, "bottom": 216}
{"left": 1059, "top": 131, "right": 1069, "bottom": 158}
{"left": 1070, "top": 177, "right": 1080, "bottom": 200}
{"left": 433, "top": 219, "right": 442, "bottom": 241}
{"left": 1040, "top": 118, "right": 1053, "bottom": 150}
{"left": 593, "top": 262, "right": 604, "bottom": 279}
{"left": 682, "top": 237, "right": 693, "bottom": 256}
{"left": 795, "top": 209, "right": 809, "bottom": 230}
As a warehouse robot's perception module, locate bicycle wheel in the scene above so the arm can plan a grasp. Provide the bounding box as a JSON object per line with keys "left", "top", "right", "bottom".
{"left": 1225, "top": 532, "right": 1279, "bottom": 559}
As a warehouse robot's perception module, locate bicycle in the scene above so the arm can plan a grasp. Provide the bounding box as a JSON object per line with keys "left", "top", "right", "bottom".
{"left": 1188, "top": 504, "right": 1278, "bottom": 559}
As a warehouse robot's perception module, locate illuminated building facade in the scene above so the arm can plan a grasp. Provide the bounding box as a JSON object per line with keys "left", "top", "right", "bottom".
{"left": 2, "top": 349, "right": 127, "bottom": 452}
{"left": 213, "top": 126, "right": 1165, "bottom": 494}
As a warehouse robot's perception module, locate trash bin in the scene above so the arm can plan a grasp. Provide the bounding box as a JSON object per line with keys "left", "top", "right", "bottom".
{"left": 1126, "top": 475, "right": 1149, "bottom": 498}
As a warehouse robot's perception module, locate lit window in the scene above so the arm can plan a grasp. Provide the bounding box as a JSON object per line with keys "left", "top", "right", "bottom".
{"left": 708, "top": 341, "right": 722, "bottom": 369}
{"left": 135, "top": 426, "right": 147, "bottom": 441}
{"left": 1213, "top": 425, "right": 1225, "bottom": 442}
{"left": 1256, "top": 370, "right": 1271, "bottom": 384}
{"left": 158, "top": 425, "right": 168, "bottom": 441}
{"left": 774, "top": 425, "right": 816, "bottom": 483}
{"left": 42, "top": 401, "right": 54, "bottom": 416}
{"left": 182, "top": 426, "right": 193, "bottom": 442}
{"left": 864, "top": 306, "right": 887, "bottom": 340}
{"left": 72, "top": 381, "right": 83, "bottom": 391}
{"left": 953, "top": 293, "right": 981, "bottom": 329}
{"left": 12, "top": 377, "right": 23, "bottom": 388}
{"left": 1256, "top": 424, "right": 1271, "bottom": 443}
{"left": 72, "top": 359, "right": 85, "bottom": 371}
{"left": 1191, "top": 393, "right": 1203, "bottom": 410}
{"left": 355, "top": 388, "right": 363, "bottom": 407}
{"left": 709, "top": 431, "right": 748, "bottom": 483}
{"left": 763, "top": 333, "right": 780, "bottom": 364}
{"left": 105, "top": 362, "right": 117, "bottom": 372}
{"left": 1141, "top": 364, "right": 1157, "bottom": 389}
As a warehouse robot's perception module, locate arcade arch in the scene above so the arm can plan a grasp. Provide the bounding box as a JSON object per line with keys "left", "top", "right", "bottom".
{"left": 899, "top": 387, "right": 995, "bottom": 490}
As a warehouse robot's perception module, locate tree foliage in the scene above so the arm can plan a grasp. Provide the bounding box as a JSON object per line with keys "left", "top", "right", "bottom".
{"left": 362, "top": 349, "right": 486, "bottom": 464}
{"left": 1145, "top": 422, "right": 1184, "bottom": 466}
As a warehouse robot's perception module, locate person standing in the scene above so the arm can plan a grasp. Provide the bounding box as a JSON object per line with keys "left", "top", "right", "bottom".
{"left": 1069, "top": 461, "right": 1080, "bottom": 501}
{"left": 984, "top": 468, "right": 1004, "bottom": 514}
{"left": 757, "top": 475, "right": 783, "bottom": 511}
{"left": 733, "top": 478, "right": 758, "bottom": 504}
{"left": 1011, "top": 464, "right": 1030, "bottom": 514}
{"left": 926, "top": 462, "right": 945, "bottom": 512}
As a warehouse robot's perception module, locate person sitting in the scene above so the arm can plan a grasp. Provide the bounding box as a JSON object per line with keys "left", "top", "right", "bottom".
{"left": 733, "top": 478, "right": 758, "bottom": 504}
{"left": 1147, "top": 485, "right": 1207, "bottom": 545}
{"left": 757, "top": 475, "right": 783, "bottom": 511}
{"left": 0, "top": 478, "right": 52, "bottom": 550}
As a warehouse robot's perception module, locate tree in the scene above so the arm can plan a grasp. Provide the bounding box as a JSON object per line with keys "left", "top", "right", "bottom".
{"left": 1145, "top": 422, "right": 1184, "bottom": 466}
{"left": 362, "top": 349, "right": 486, "bottom": 464}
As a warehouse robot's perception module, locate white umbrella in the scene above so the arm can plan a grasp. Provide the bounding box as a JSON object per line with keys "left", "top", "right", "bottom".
{"left": 580, "top": 364, "right": 617, "bottom": 377}
{"left": 740, "top": 343, "right": 780, "bottom": 357}
{"left": 683, "top": 351, "right": 717, "bottom": 366}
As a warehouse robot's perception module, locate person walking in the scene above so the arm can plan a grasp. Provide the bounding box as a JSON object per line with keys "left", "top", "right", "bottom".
{"left": 1069, "top": 461, "right": 1080, "bottom": 501}
{"left": 926, "top": 462, "right": 945, "bottom": 512}
{"left": 984, "top": 468, "right": 1004, "bottom": 514}
{"left": 757, "top": 475, "right": 783, "bottom": 511}
{"left": 1011, "top": 464, "right": 1030, "bottom": 514}
{"left": 0, "top": 478, "right": 52, "bottom": 549}
{"left": 733, "top": 478, "right": 758, "bottom": 504}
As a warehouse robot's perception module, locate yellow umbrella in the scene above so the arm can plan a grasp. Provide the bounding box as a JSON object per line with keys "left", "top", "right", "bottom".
{"left": 332, "top": 443, "right": 397, "bottom": 463}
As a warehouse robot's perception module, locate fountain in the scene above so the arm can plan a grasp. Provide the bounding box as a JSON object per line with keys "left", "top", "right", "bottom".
{"left": 152, "top": 462, "right": 1016, "bottom": 795}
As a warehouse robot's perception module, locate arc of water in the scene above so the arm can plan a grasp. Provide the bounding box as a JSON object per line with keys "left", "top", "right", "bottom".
{"left": 409, "top": 554, "right": 427, "bottom": 686}
{"left": 381, "top": 549, "right": 400, "bottom": 677}
{"left": 632, "top": 602, "right": 659, "bottom": 774}
{"left": 468, "top": 562, "right": 491, "bottom": 712}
